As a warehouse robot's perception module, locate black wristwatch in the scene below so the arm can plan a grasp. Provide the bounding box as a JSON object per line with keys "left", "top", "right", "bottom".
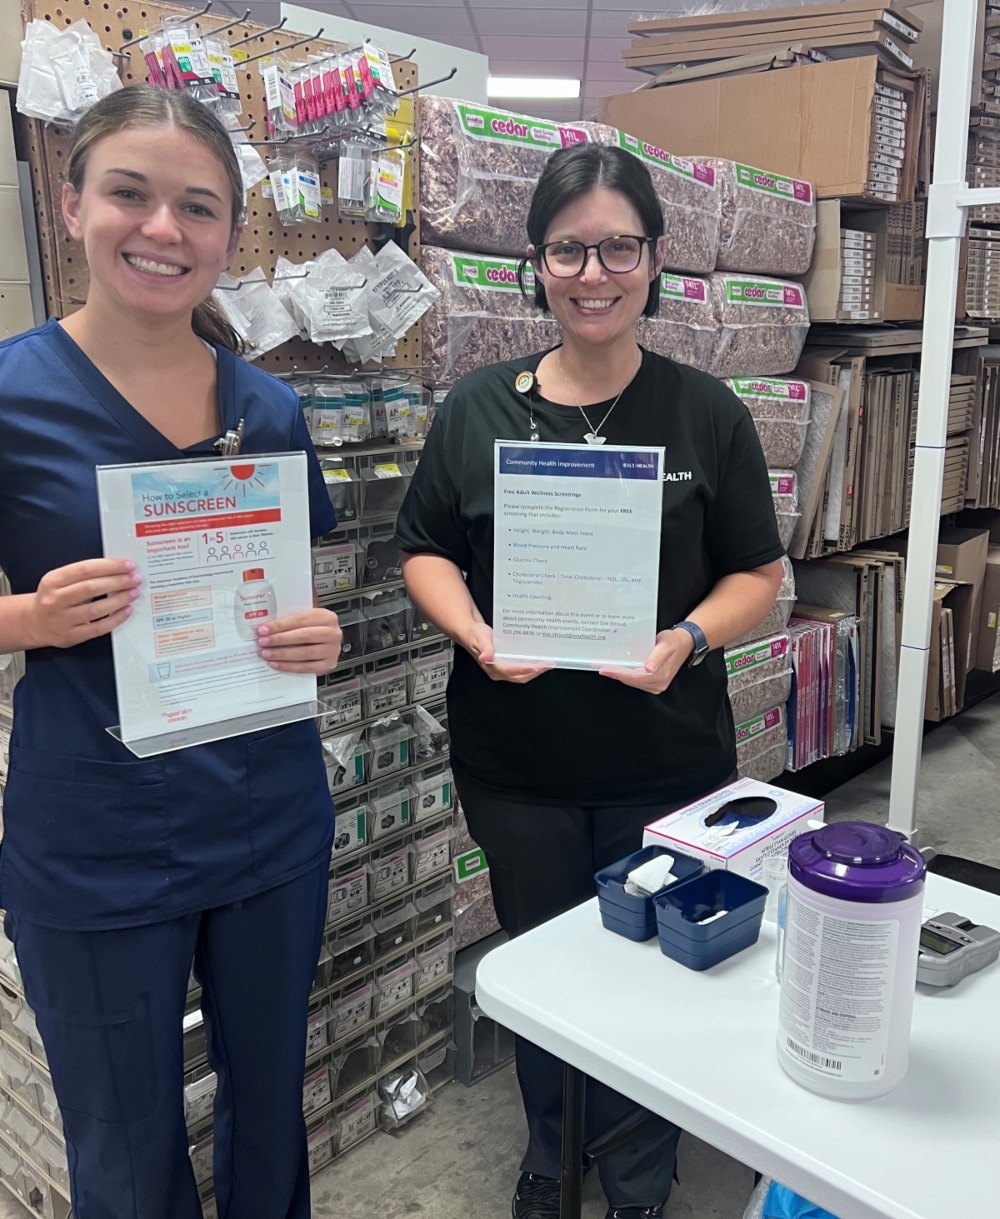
{"left": 673, "top": 620, "right": 709, "bottom": 667}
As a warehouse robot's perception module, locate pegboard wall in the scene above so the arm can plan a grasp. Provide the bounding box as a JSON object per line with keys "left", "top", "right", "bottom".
{"left": 20, "top": 0, "right": 423, "bottom": 372}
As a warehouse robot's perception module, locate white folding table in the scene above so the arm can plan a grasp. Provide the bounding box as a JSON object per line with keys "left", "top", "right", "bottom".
{"left": 476, "top": 873, "right": 1000, "bottom": 1219}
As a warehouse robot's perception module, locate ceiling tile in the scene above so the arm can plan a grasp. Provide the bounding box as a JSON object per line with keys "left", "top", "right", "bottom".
{"left": 480, "top": 34, "right": 586, "bottom": 59}
{"left": 591, "top": 0, "right": 687, "bottom": 8}
{"left": 471, "top": 0, "right": 590, "bottom": 7}
{"left": 587, "top": 9, "right": 637, "bottom": 38}
{"left": 435, "top": 33, "right": 484, "bottom": 50}
{"left": 485, "top": 57, "right": 585, "bottom": 76}
{"left": 586, "top": 35, "right": 632, "bottom": 63}
{"left": 348, "top": 3, "right": 474, "bottom": 33}
{"left": 582, "top": 64, "right": 636, "bottom": 83}
{"left": 474, "top": 9, "right": 588, "bottom": 37}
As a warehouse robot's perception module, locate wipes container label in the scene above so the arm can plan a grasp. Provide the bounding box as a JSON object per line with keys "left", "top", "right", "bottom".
{"left": 779, "top": 891, "right": 899, "bottom": 1083}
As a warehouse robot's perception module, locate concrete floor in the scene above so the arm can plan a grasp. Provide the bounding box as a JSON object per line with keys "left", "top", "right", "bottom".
{"left": 1, "top": 701, "right": 996, "bottom": 1219}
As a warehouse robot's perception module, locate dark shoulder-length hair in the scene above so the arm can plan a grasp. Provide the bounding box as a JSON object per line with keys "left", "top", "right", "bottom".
{"left": 518, "top": 143, "right": 664, "bottom": 319}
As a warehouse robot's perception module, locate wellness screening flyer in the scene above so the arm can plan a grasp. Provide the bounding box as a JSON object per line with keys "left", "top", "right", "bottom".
{"left": 97, "top": 453, "right": 315, "bottom": 751}
{"left": 492, "top": 442, "right": 664, "bottom": 669}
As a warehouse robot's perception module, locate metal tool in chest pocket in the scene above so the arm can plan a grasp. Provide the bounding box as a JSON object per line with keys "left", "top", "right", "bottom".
{"left": 214, "top": 418, "right": 245, "bottom": 456}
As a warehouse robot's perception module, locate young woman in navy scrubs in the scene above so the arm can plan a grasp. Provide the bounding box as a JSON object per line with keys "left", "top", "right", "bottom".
{"left": 0, "top": 88, "right": 340, "bottom": 1218}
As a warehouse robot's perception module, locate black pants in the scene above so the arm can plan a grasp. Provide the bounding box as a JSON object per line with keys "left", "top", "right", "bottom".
{"left": 459, "top": 773, "right": 715, "bottom": 1210}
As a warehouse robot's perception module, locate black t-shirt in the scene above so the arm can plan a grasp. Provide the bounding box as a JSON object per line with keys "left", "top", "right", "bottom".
{"left": 395, "top": 348, "right": 785, "bottom": 806}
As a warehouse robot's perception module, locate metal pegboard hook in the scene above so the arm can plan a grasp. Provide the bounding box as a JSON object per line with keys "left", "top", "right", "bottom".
{"left": 115, "top": 1, "right": 214, "bottom": 59}
{"left": 243, "top": 30, "right": 324, "bottom": 64}
{"left": 271, "top": 271, "right": 313, "bottom": 282}
{"left": 113, "top": 34, "right": 145, "bottom": 59}
{"left": 222, "top": 8, "right": 252, "bottom": 27}
{"left": 230, "top": 116, "right": 257, "bottom": 134}
{"left": 249, "top": 135, "right": 292, "bottom": 147}
{"left": 396, "top": 67, "right": 456, "bottom": 98}
{"left": 389, "top": 48, "right": 417, "bottom": 64}
{"left": 230, "top": 16, "right": 286, "bottom": 47}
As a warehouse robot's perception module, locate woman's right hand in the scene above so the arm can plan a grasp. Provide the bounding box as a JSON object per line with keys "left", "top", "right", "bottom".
{"left": 29, "top": 559, "right": 142, "bottom": 649}
{"left": 464, "top": 622, "right": 551, "bottom": 684}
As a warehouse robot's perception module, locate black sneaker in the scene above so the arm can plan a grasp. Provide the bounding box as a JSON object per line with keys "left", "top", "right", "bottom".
{"left": 512, "top": 1172, "right": 561, "bottom": 1218}
{"left": 605, "top": 1207, "right": 665, "bottom": 1219}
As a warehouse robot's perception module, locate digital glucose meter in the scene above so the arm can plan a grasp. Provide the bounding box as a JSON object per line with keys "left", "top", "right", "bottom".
{"left": 916, "top": 912, "right": 1000, "bottom": 987}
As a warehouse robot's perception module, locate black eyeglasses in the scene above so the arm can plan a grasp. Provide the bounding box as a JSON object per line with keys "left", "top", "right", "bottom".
{"left": 535, "top": 235, "right": 654, "bottom": 278}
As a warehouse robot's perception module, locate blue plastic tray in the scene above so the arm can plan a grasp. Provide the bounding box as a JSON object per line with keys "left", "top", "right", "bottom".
{"left": 595, "top": 845, "right": 705, "bottom": 942}
{"left": 654, "top": 870, "right": 768, "bottom": 970}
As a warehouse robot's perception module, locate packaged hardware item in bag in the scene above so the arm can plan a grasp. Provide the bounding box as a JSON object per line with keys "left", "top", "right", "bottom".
{"left": 212, "top": 268, "right": 300, "bottom": 358}
{"left": 17, "top": 19, "right": 122, "bottom": 122}
{"left": 367, "top": 241, "right": 441, "bottom": 341}
{"left": 291, "top": 249, "right": 372, "bottom": 347}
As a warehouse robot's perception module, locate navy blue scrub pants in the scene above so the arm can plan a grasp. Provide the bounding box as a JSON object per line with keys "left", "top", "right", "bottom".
{"left": 5, "top": 859, "right": 329, "bottom": 1219}
{"left": 457, "top": 775, "right": 737, "bottom": 1211}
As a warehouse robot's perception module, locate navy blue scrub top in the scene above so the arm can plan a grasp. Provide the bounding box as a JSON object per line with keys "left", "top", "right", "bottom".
{"left": 0, "top": 319, "right": 337, "bottom": 930}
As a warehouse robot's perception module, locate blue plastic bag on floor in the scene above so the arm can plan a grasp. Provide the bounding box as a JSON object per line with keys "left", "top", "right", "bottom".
{"left": 763, "top": 1182, "right": 840, "bottom": 1219}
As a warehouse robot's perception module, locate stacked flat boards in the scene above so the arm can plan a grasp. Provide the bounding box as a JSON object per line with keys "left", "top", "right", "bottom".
{"left": 792, "top": 328, "right": 988, "bottom": 561}
{"left": 623, "top": 1, "right": 923, "bottom": 78}
{"left": 968, "top": 345, "right": 1000, "bottom": 507}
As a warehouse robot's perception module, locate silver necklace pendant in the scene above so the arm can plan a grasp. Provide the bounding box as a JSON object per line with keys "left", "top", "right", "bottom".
{"left": 584, "top": 432, "right": 606, "bottom": 445}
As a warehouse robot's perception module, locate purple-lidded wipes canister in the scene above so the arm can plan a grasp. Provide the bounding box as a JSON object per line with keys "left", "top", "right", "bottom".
{"left": 776, "top": 821, "right": 926, "bottom": 1100}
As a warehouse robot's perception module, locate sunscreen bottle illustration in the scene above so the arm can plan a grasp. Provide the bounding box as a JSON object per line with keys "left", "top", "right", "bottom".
{"left": 235, "top": 568, "right": 276, "bottom": 640}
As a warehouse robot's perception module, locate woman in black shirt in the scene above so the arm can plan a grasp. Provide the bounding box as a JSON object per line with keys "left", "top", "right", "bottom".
{"left": 396, "top": 144, "right": 785, "bottom": 1219}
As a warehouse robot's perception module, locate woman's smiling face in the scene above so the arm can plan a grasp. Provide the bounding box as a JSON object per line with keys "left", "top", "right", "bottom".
{"left": 61, "top": 124, "right": 240, "bottom": 324}
{"left": 532, "top": 186, "right": 658, "bottom": 348}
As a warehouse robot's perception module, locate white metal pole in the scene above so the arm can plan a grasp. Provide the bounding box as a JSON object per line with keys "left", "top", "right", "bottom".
{"left": 887, "top": 0, "right": 979, "bottom": 842}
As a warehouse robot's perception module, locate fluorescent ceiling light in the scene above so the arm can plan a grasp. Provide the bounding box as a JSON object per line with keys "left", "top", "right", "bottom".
{"left": 487, "top": 76, "right": 581, "bottom": 100}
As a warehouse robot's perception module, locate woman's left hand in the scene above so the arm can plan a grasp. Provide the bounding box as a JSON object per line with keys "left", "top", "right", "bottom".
{"left": 256, "top": 608, "right": 342, "bottom": 674}
{"left": 599, "top": 628, "right": 695, "bottom": 695}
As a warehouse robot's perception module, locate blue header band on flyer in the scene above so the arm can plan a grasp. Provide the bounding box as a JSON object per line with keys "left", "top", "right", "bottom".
{"left": 498, "top": 446, "right": 661, "bottom": 480}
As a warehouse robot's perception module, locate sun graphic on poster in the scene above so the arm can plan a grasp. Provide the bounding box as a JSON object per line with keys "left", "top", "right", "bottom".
{"left": 219, "top": 464, "right": 267, "bottom": 497}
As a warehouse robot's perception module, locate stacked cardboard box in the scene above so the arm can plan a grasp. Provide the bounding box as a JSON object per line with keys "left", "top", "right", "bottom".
{"left": 803, "top": 199, "right": 924, "bottom": 323}
{"left": 838, "top": 229, "right": 877, "bottom": 320}
{"left": 869, "top": 79, "right": 908, "bottom": 201}
{"left": 982, "top": 5, "right": 1000, "bottom": 112}
{"left": 886, "top": 200, "right": 926, "bottom": 286}
{"left": 966, "top": 229, "right": 1000, "bottom": 317}
{"left": 599, "top": 57, "right": 925, "bottom": 207}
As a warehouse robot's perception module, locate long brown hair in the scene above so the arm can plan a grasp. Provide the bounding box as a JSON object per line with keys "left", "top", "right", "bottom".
{"left": 66, "top": 86, "right": 246, "bottom": 353}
